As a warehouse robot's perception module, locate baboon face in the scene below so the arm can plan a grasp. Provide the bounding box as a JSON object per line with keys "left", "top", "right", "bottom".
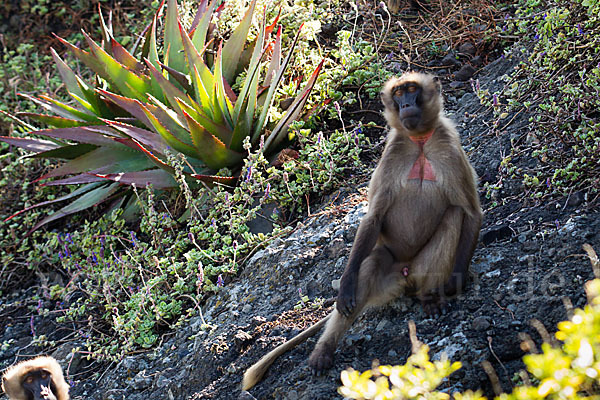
{"left": 22, "top": 369, "right": 57, "bottom": 400}
{"left": 392, "top": 82, "right": 423, "bottom": 131}
{"left": 382, "top": 73, "right": 442, "bottom": 134}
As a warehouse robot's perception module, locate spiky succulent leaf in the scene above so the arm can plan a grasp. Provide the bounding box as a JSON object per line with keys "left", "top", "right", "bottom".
{"left": 213, "top": 46, "right": 234, "bottom": 128}
{"left": 253, "top": 24, "right": 304, "bottom": 144}
{"left": 18, "top": 113, "right": 90, "bottom": 128}
{"left": 97, "top": 89, "right": 154, "bottom": 128}
{"left": 0, "top": 136, "right": 60, "bottom": 153}
{"left": 19, "top": 93, "right": 88, "bottom": 122}
{"left": 175, "top": 98, "right": 232, "bottom": 144}
{"left": 33, "top": 144, "right": 99, "bottom": 160}
{"left": 266, "top": 59, "right": 325, "bottom": 150}
{"left": 50, "top": 48, "right": 86, "bottom": 99}
{"left": 139, "top": 103, "right": 199, "bottom": 157}
{"left": 232, "top": 13, "right": 266, "bottom": 126}
{"left": 191, "top": 0, "right": 216, "bottom": 50}
{"left": 54, "top": 35, "right": 109, "bottom": 81}
{"left": 179, "top": 25, "right": 214, "bottom": 117}
{"left": 110, "top": 38, "right": 145, "bottom": 73}
{"left": 42, "top": 173, "right": 106, "bottom": 186}
{"left": 105, "top": 120, "right": 167, "bottom": 154}
{"left": 38, "top": 146, "right": 152, "bottom": 181}
{"left": 263, "top": 26, "right": 282, "bottom": 88}
{"left": 165, "top": 0, "right": 186, "bottom": 80}
{"left": 30, "top": 126, "right": 120, "bottom": 147}
{"left": 221, "top": 0, "right": 256, "bottom": 84}
{"left": 38, "top": 95, "right": 99, "bottom": 123}
{"left": 182, "top": 111, "right": 243, "bottom": 169}
{"left": 145, "top": 60, "right": 189, "bottom": 117}
{"left": 4, "top": 182, "right": 105, "bottom": 222}
{"left": 98, "top": 4, "right": 114, "bottom": 53}
{"left": 83, "top": 32, "right": 152, "bottom": 100}
{"left": 29, "top": 182, "right": 121, "bottom": 232}
{"left": 94, "top": 170, "right": 177, "bottom": 189}
{"left": 157, "top": 61, "right": 192, "bottom": 93}
{"left": 3, "top": 0, "right": 324, "bottom": 231}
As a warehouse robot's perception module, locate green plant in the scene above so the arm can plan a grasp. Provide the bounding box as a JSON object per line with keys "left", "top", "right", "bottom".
{"left": 497, "top": 246, "right": 600, "bottom": 399}
{"left": 1, "top": 0, "right": 322, "bottom": 231}
{"left": 270, "top": 122, "right": 367, "bottom": 212}
{"left": 491, "top": 0, "right": 600, "bottom": 200}
{"left": 338, "top": 341, "right": 484, "bottom": 400}
{"left": 41, "top": 137, "right": 281, "bottom": 355}
{"left": 36, "top": 124, "right": 367, "bottom": 356}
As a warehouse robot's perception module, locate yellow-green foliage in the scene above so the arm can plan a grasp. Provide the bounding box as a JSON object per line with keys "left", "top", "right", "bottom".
{"left": 339, "top": 277, "right": 600, "bottom": 400}
{"left": 338, "top": 344, "right": 471, "bottom": 400}
{"left": 499, "top": 277, "right": 600, "bottom": 400}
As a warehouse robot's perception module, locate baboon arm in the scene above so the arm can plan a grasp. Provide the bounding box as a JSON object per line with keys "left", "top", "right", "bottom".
{"left": 446, "top": 209, "right": 482, "bottom": 295}
{"left": 242, "top": 314, "right": 331, "bottom": 391}
{"left": 443, "top": 157, "right": 482, "bottom": 295}
{"left": 337, "top": 189, "right": 391, "bottom": 316}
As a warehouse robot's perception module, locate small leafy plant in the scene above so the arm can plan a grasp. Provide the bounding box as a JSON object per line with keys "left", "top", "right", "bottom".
{"left": 489, "top": 0, "right": 600, "bottom": 200}
{"left": 1, "top": 0, "right": 322, "bottom": 231}
{"left": 338, "top": 335, "right": 483, "bottom": 400}
{"left": 339, "top": 245, "right": 600, "bottom": 400}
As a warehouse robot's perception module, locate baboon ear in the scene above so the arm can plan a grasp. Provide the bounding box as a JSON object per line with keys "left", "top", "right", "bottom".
{"left": 380, "top": 81, "right": 392, "bottom": 104}
{"left": 432, "top": 76, "right": 442, "bottom": 93}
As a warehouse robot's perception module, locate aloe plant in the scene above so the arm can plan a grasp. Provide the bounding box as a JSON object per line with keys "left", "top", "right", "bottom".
{"left": 1, "top": 0, "right": 323, "bottom": 231}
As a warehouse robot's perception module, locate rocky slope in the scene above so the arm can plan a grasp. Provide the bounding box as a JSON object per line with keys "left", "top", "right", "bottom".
{"left": 1, "top": 39, "right": 599, "bottom": 400}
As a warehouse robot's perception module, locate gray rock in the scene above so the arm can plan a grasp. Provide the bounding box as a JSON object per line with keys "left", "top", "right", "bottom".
{"left": 239, "top": 391, "right": 258, "bottom": 400}
{"left": 454, "top": 65, "right": 476, "bottom": 81}
{"left": 471, "top": 56, "right": 483, "bottom": 66}
{"left": 375, "top": 319, "right": 390, "bottom": 332}
{"left": 472, "top": 316, "right": 490, "bottom": 331}
{"left": 51, "top": 343, "right": 85, "bottom": 373}
{"left": 286, "top": 390, "right": 299, "bottom": 400}
{"left": 441, "top": 53, "right": 461, "bottom": 67}
{"left": 481, "top": 225, "right": 512, "bottom": 244}
{"left": 130, "top": 370, "right": 152, "bottom": 390}
{"left": 331, "top": 278, "right": 340, "bottom": 291}
{"left": 459, "top": 42, "right": 476, "bottom": 56}
{"left": 155, "top": 374, "right": 171, "bottom": 388}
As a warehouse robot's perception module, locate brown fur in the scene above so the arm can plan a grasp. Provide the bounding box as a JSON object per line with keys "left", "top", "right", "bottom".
{"left": 2, "top": 356, "right": 69, "bottom": 400}
{"left": 242, "top": 72, "right": 482, "bottom": 390}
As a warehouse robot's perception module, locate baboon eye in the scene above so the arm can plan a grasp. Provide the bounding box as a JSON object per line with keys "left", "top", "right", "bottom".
{"left": 25, "top": 376, "right": 33, "bottom": 383}
{"left": 407, "top": 86, "right": 417, "bottom": 93}
{"left": 395, "top": 88, "right": 404, "bottom": 96}
{"left": 40, "top": 372, "right": 48, "bottom": 379}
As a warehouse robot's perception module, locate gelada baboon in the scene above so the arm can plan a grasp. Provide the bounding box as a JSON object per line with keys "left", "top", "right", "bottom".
{"left": 242, "top": 72, "right": 482, "bottom": 390}
{"left": 2, "top": 356, "right": 69, "bottom": 400}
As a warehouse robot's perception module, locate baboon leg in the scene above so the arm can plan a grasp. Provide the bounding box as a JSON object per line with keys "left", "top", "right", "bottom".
{"left": 407, "top": 206, "right": 463, "bottom": 309}
{"left": 309, "top": 245, "right": 408, "bottom": 372}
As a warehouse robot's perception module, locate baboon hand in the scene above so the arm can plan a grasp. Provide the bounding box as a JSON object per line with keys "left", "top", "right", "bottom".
{"left": 336, "top": 275, "right": 357, "bottom": 317}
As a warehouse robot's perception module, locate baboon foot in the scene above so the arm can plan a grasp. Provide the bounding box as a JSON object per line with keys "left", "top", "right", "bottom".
{"left": 420, "top": 292, "right": 446, "bottom": 316}
{"left": 308, "top": 346, "right": 335, "bottom": 375}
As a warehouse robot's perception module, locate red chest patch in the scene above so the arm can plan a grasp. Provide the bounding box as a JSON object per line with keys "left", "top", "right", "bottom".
{"left": 408, "top": 130, "right": 436, "bottom": 182}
